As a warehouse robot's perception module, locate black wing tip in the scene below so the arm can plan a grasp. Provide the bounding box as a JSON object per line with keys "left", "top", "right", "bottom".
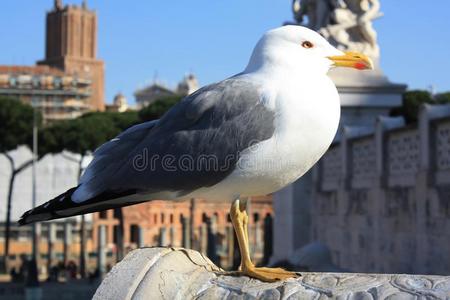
{"left": 18, "top": 208, "right": 53, "bottom": 226}
{"left": 18, "top": 207, "right": 36, "bottom": 226}
{"left": 17, "top": 215, "right": 29, "bottom": 226}
{"left": 17, "top": 186, "right": 78, "bottom": 226}
{"left": 18, "top": 186, "right": 139, "bottom": 226}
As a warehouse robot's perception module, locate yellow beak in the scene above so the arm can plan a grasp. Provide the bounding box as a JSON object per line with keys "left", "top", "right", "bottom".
{"left": 328, "top": 51, "right": 374, "bottom": 70}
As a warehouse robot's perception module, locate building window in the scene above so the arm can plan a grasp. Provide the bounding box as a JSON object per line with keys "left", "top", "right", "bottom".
{"left": 154, "top": 214, "right": 157, "bottom": 224}
{"left": 9, "top": 77, "right": 17, "bottom": 87}
{"left": 253, "top": 213, "right": 260, "bottom": 223}
{"left": 130, "top": 225, "right": 140, "bottom": 244}
{"left": 161, "top": 213, "right": 165, "bottom": 224}
{"left": 202, "top": 213, "right": 209, "bottom": 223}
{"left": 113, "top": 225, "right": 120, "bottom": 244}
{"left": 214, "top": 212, "right": 219, "bottom": 223}
{"left": 32, "top": 76, "right": 40, "bottom": 88}
{"left": 53, "top": 77, "right": 62, "bottom": 88}
{"left": 170, "top": 214, "right": 174, "bottom": 224}
{"left": 56, "top": 229, "right": 64, "bottom": 241}
{"left": 113, "top": 208, "right": 121, "bottom": 219}
{"left": 99, "top": 210, "right": 108, "bottom": 219}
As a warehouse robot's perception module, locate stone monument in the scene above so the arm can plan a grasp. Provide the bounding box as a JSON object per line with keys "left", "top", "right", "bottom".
{"left": 272, "top": 0, "right": 407, "bottom": 264}
{"left": 94, "top": 248, "right": 450, "bottom": 299}
{"left": 292, "top": 0, "right": 406, "bottom": 127}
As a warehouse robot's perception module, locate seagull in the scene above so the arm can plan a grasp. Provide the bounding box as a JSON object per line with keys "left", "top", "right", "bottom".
{"left": 20, "top": 25, "right": 372, "bottom": 282}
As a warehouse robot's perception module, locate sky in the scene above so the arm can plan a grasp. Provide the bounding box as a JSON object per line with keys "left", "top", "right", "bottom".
{"left": 1, "top": 1, "right": 450, "bottom": 105}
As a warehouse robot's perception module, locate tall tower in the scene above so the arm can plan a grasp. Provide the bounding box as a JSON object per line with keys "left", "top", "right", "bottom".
{"left": 39, "top": 0, "right": 105, "bottom": 111}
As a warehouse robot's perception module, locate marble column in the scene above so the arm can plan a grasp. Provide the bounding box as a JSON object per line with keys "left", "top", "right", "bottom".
{"left": 138, "top": 227, "right": 145, "bottom": 248}
{"left": 97, "top": 225, "right": 106, "bottom": 278}
{"left": 63, "top": 222, "right": 72, "bottom": 266}
{"left": 181, "top": 216, "right": 191, "bottom": 249}
{"left": 200, "top": 223, "right": 207, "bottom": 254}
{"left": 47, "top": 223, "right": 56, "bottom": 272}
{"left": 169, "top": 227, "right": 176, "bottom": 247}
{"left": 159, "top": 227, "right": 167, "bottom": 247}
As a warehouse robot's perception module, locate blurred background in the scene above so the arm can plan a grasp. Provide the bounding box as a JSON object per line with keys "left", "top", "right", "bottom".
{"left": 0, "top": 0, "right": 449, "bottom": 299}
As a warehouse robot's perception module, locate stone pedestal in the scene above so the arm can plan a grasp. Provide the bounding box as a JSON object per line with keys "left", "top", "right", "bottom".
{"left": 94, "top": 247, "right": 450, "bottom": 300}
{"left": 329, "top": 69, "right": 406, "bottom": 129}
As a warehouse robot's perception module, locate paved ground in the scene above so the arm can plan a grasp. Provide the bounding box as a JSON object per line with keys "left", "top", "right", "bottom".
{"left": 0, "top": 280, "right": 99, "bottom": 300}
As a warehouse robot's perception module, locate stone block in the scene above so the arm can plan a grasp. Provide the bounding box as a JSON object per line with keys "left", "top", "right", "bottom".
{"left": 94, "top": 247, "right": 450, "bottom": 300}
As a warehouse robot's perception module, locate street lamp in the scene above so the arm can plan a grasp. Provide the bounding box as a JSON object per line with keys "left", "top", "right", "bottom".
{"left": 26, "top": 94, "right": 41, "bottom": 293}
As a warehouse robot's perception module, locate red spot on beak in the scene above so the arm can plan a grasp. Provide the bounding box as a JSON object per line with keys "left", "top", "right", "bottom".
{"left": 354, "top": 62, "right": 368, "bottom": 70}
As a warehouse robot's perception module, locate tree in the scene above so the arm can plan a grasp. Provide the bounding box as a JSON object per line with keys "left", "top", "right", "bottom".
{"left": 0, "top": 97, "right": 42, "bottom": 273}
{"left": 390, "top": 90, "right": 434, "bottom": 123}
{"left": 138, "top": 95, "right": 183, "bottom": 121}
{"left": 390, "top": 90, "right": 450, "bottom": 123}
{"left": 435, "top": 92, "right": 450, "bottom": 104}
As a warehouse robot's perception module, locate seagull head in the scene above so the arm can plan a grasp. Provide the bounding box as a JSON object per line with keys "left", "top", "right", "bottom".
{"left": 245, "top": 25, "right": 373, "bottom": 75}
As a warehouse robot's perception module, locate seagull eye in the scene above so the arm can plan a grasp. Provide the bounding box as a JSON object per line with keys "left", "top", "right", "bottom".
{"left": 301, "top": 41, "right": 314, "bottom": 49}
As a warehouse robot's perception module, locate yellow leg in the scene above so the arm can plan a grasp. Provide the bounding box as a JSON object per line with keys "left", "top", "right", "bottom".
{"left": 230, "top": 199, "right": 300, "bottom": 282}
{"left": 240, "top": 199, "right": 250, "bottom": 259}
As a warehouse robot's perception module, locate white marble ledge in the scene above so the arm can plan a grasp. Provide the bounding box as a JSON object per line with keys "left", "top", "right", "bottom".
{"left": 94, "top": 247, "right": 450, "bottom": 300}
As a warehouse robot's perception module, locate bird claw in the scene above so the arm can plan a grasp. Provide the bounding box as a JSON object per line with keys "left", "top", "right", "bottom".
{"left": 220, "top": 267, "right": 300, "bottom": 282}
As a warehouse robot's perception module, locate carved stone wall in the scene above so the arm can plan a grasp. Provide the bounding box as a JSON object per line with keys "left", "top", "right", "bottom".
{"left": 436, "top": 120, "right": 450, "bottom": 171}
{"left": 312, "top": 105, "right": 450, "bottom": 275}
{"left": 351, "top": 137, "right": 376, "bottom": 187}
{"left": 321, "top": 146, "right": 342, "bottom": 190}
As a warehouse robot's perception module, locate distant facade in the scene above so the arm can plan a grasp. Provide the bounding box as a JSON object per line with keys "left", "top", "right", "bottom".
{"left": 311, "top": 105, "right": 450, "bottom": 275}
{"left": 38, "top": 0, "right": 105, "bottom": 111}
{"left": 134, "top": 83, "right": 176, "bottom": 109}
{"left": 0, "top": 0, "right": 105, "bottom": 121}
{"left": 135, "top": 74, "right": 199, "bottom": 109}
{"left": 105, "top": 93, "right": 128, "bottom": 112}
{"left": 92, "top": 196, "right": 274, "bottom": 269}
{"left": 0, "top": 65, "right": 91, "bottom": 122}
{"left": 176, "top": 73, "right": 199, "bottom": 96}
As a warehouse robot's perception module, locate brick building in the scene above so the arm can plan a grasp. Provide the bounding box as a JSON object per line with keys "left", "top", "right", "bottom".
{"left": 38, "top": 0, "right": 105, "bottom": 111}
{"left": 0, "top": 0, "right": 105, "bottom": 122}
{"left": 0, "top": 65, "right": 91, "bottom": 122}
{"left": 92, "top": 196, "right": 274, "bottom": 269}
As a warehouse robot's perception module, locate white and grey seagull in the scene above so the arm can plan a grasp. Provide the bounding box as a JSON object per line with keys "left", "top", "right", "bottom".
{"left": 20, "top": 25, "right": 372, "bottom": 282}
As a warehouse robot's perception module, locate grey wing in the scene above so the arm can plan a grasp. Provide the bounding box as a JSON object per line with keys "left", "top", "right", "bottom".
{"left": 73, "top": 77, "right": 276, "bottom": 203}
{"left": 74, "top": 120, "right": 159, "bottom": 201}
